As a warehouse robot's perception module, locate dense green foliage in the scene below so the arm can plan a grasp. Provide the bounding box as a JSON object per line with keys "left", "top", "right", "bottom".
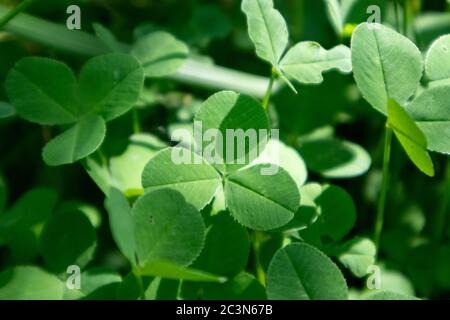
{"left": 1, "top": 0, "right": 450, "bottom": 301}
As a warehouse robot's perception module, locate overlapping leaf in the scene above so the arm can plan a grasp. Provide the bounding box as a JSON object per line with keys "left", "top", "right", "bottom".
{"left": 279, "top": 42, "right": 351, "bottom": 85}
{"left": 407, "top": 85, "right": 450, "bottom": 154}
{"left": 132, "top": 31, "right": 189, "bottom": 77}
{"left": 194, "top": 90, "right": 270, "bottom": 173}
{"left": 133, "top": 189, "right": 205, "bottom": 267}
{"left": 266, "top": 243, "right": 348, "bottom": 300}
{"left": 387, "top": 99, "right": 434, "bottom": 177}
{"left": 425, "top": 35, "right": 450, "bottom": 86}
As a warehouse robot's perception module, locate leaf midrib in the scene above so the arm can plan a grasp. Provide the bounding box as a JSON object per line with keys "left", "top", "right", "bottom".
{"left": 226, "top": 178, "right": 295, "bottom": 213}
{"left": 256, "top": 0, "right": 279, "bottom": 64}
{"left": 18, "top": 70, "right": 77, "bottom": 120}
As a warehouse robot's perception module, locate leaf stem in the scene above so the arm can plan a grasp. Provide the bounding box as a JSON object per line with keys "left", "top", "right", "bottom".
{"left": 262, "top": 68, "right": 278, "bottom": 109}
{"left": 433, "top": 162, "right": 450, "bottom": 243}
{"left": 394, "top": 0, "right": 402, "bottom": 34}
{"left": 252, "top": 231, "right": 266, "bottom": 286}
{"left": 374, "top": 125, "right": 393, "bottom": 255}
{"left": 132, "top": 267, "right": 146, "bottom": 300}
{"left": 0, "top": 0, "right": 36, "bottom": 29}
{"left": 132, "top": 108, "right": 141, "bottom": 133}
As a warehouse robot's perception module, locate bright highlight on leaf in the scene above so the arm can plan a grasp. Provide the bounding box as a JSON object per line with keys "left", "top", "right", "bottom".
{"left": 425, "top": 35, "right": 450, "bottom": 86}
{"left": 351, "top": 23, "right": 423, "bottom": 115}
{"left": 408, "top": 85, "right": 450, "bottom": 155}
{"left": 279, "top": 42, "right": 352, "bottom": 85}
{"left": 132, "top": 31, "right": 189, "bottom": 77}
{"left": 387, "top": 99, "right": 435, "bottom": 177}
{"left": 241, "top": 0, "right": 288, "bottom": 67}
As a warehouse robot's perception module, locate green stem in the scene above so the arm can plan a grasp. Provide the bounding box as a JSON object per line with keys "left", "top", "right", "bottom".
{"left": 252, "top": 231, "right": 266, "bottom": 286}
{"left": 433, "top": 162, "right": 450, "bottom": 243}
{"left": 132, "top": 108, "right": 141, "bottom": 133}
{"left": 403, "top": 0, "right": 408, "bottom": 36}
{"left": 374, "top": 125, "right": 393, "bottom": 255}
{"left": 0, "top": 0, "right": 36, "bottom": 29}
{"left": 132, "top": 267, "right": 146, "bottom": 300}
{"left": 262, "top": 68, "right": 277, "bottom": 109}
{"left": 394, "top": 0, "right": 402, "bottom": 34}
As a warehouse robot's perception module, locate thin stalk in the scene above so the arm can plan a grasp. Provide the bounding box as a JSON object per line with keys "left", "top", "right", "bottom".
{"left": 252, "top": 231, "right": 266, "bottom": 286}
{"left": 394, "top": 0, "right": 402, "bottom": 34}
{"left": 433, "top": 162, "right": 450, "bottom": 243}
{"left": 374, "top": 125, "right": 393, "bottom": 254}
{"left": 132, "top": 267, "right": 146, "bottom": 300}
{"left": 402, "top": 0, "right": 409, "bottom": 37}
{"left": 0, "top": 0, "right": 36, "bottom": 29}
{"left": 132, "top": 108, "right": 141, "bottom": 133}
{"left": 262, "top": 68, "right": 277, "bottom": 109}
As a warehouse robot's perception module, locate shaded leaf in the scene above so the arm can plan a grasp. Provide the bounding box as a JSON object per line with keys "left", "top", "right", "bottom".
{"left": 133, "top": 189, "right": 205, "bottom": 267}
{"left": 194, "top": 90, "right": 270, "bottom": 173}
{"left": 266, "top": 243, "right": 348, "bottom": 300}
{"left": 42, "top": 115, "right": 106, "bottom": 166}
{"left": 79, "top": 53, "right": 144, "bottom": 121}
{"left": 40, "top": 210, "right": 97, "bottom": 273}
{"left": 0, "top": 101, "right": 15, "bottom": 119}
{"left": 5, "top": 57, "right": 79, "bottom": 125}
{"left": 191, "top": 212, "right": 250, "bottom": 276}
{"left": 299, "top": 138, "right": 371, "bottom": 179}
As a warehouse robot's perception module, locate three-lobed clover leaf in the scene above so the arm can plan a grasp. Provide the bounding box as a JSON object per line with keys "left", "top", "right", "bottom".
{"left": 387, "top": 99, "right": 435, "bottom": 177}
{"left": 141, "top": 90, "right": 301, "bottom": 231}
{"left": 266, "top": 242, "right": 348, "bottom": 300}
{"left": 242, "top": 0, "right": 352, "bottom": 93}
{"left": 5, "top": 53, "right": 145, "bottom": 166}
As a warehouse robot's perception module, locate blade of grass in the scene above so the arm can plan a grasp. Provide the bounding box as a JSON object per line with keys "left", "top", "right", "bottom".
{"left": 0, "top": 0, "right": 36, "bottom": 29}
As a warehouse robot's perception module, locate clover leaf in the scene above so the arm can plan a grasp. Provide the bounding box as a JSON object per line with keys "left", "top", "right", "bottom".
{"left": 242, "top": 0, "right": 352, "bottom": 93}
{"left": 351, "top": 23, "right": 423, "bottom": 115}
{"left": 5, "top": 53, "right": 145, "bottom": 166}
{"left": 266, "top": 243, "right": 348, "bottom": 300}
